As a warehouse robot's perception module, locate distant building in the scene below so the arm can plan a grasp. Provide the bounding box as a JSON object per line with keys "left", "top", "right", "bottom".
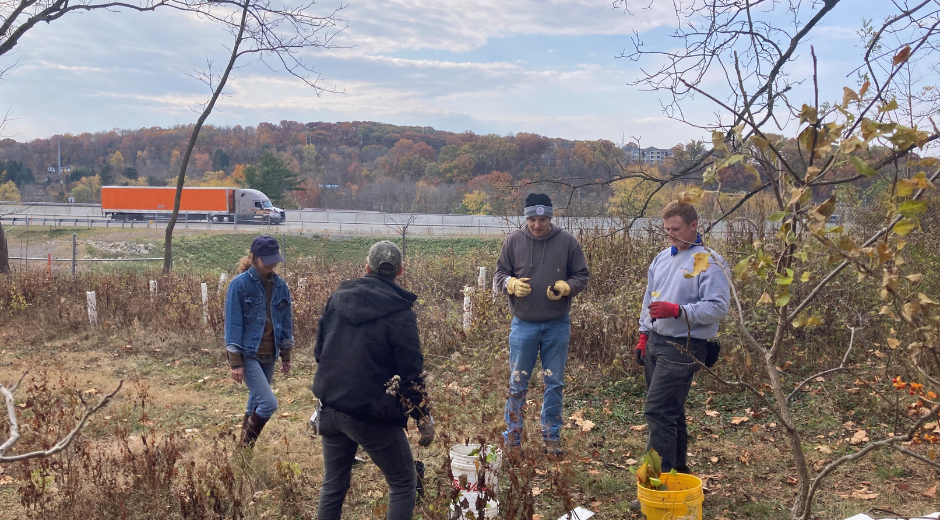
{"left": 624, "top": 145, "right": 675, "bottom": 164}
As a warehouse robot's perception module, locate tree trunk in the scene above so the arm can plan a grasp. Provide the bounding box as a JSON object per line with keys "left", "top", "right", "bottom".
{"left": 0, "top": 222, "right": 9, "bottom": 274}
{"left": 162, "top": 1, "right": 250, "bottom": 273}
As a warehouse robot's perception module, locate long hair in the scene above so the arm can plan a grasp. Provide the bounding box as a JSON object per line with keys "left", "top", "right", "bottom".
{"left": 237, "top": 252, "right": 257, "bottom": 274}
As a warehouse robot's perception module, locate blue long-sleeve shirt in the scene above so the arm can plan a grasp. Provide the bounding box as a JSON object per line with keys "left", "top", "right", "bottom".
{"left": 638, "top": 245, "right": 730, "bottom": 339}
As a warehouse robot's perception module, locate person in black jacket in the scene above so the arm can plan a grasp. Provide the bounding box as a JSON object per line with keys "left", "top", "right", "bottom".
{"left": 312, "top": 240, "right": 435, "bottom": 520}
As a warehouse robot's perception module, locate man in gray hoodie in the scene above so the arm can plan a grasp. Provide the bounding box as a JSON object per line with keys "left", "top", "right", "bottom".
{"left": 495, "top": 193, "right": 590, "bottom": 456}
{"left": 635, "top": 201, "right": 730, "bottom": 475}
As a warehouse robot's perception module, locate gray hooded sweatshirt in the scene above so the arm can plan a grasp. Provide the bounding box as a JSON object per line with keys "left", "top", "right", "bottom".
{"left": 494, "top": 224, "right": 590, "bottom": 322}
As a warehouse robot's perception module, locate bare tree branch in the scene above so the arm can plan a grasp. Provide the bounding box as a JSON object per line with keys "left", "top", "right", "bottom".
{"left": 0, "top": 374, "right": 123, "bottom": 463}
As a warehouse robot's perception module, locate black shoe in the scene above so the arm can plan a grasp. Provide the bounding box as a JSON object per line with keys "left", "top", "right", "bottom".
{"left": 630, "top": 499, "right": 641, "bottom": 511}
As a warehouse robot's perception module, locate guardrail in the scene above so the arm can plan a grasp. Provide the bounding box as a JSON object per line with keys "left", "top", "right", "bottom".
{"left": 0, "top": 214, "right": 239, "bottom": 229}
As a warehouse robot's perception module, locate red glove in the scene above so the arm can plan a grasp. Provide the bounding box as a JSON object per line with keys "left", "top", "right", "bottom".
{"left": 634, "top": 333, "right": 649, "bottom": 366}
{"left": 649, "top": 301, "right": 681, "bottom": 320}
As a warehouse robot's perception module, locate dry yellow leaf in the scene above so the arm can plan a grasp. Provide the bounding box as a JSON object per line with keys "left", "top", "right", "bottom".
{"left": 677, "top": 186, "right": 704, "bottom": 204}
{"left": 685, "top": 252, "right": 710, "bottom": 278}
{"left": 731, "top": 417, "right": 749, "bottom": 425}
{"left": 757, "top": 292, "right": 773, "bottom": 305}
{"left": 850, "top": 430, "right": 869, "bottom": 445}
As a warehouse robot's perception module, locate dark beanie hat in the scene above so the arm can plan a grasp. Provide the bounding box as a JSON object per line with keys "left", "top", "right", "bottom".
{"left": 524, "top": 193, "right": 553, "bottom": 218}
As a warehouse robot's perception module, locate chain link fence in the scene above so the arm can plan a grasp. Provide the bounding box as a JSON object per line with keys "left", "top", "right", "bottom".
{"left": 1, "top": 224, "right": 508, "bottom": 276}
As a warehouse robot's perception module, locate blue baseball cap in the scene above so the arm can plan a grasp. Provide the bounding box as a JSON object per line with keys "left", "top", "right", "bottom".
{"left": 250, "top": 235, "right": 285, "bottom": 265}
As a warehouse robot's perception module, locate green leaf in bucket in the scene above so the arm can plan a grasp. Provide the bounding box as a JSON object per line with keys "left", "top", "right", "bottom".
{"left": 486, "top": 446, "right": 498, "bottom": 463}
{"left": 646, "top": 449, "right": 663, "bottom": 477}
{"left": 468, "top": 448, "right": 480, "bottom": 457}
{"left": 649, "top": 477, "right": 662, "bottom": 487}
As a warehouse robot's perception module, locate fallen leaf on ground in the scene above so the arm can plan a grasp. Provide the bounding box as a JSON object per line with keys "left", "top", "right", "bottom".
{"left": 631, "top": 424, "right": 648, "bottom": 431}
{"left": 705, "top": 410, "right": 720, "bottom": 417}
{"left": 710, "top": 456, "right": 719, "bottom": 463}
{"left": 852, "top": 490, "right": 878, "bottom": 500}
{"left": 923, "top": 484, "right": 938, "bottom": 498}
{"left": 817, "top": 445, "right": 832, "bottom": 454}
{"left": 850, "top": 430, "right": 869, "bottom": 445}
{"left": 731, "top": 417, "right": 749, "bottom": 425}
{"left": 532, "top": 487, "right": 542, "bottom": 496}
{"left": 568, "top": 411, "right": 595, "bottom": 432}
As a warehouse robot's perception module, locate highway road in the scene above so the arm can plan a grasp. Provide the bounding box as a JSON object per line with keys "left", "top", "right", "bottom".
{"left": 0, "top": 203, "right": 658, "bottom": 236}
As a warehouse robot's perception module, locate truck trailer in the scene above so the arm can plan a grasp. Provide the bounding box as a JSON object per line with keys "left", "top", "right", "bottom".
{"left": 100, "top": 186, "right": 285, "bottom": 224}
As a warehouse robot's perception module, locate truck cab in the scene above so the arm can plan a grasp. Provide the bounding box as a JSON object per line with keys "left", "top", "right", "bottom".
{"left": 237, "top": 189, "right": 285, "bottom": 224}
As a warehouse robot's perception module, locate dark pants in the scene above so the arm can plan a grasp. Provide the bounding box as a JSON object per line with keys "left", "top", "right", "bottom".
{"left": 316, "top": 406, "right": 416, "bottom": 520}
{"left": 643, "top": 332, "right": 707, "bottom": 473}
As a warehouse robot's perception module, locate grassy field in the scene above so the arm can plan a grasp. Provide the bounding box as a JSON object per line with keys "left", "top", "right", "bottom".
{"left": 3, "top": 227, "right": 503, "bottom": 275}
{"left": 0, "top": 227, "right": 938, "bottom": 519}
{"left": 0, "top": 322, "right": 936, "bottom": 520}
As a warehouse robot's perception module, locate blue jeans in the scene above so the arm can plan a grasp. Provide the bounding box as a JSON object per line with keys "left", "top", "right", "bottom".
{"left": 244, "top": 356, "right": 277, "bottom": 419}
{"left": 503, "top": 314, "right": 570, "bottom": 444}
{"left": 643, "top": 332, "right": 707, "bottom": 472}
{"left": 316, "top": 406, "right": 416, "bottom": 520}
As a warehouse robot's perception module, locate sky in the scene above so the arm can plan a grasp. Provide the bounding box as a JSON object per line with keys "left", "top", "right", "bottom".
{"left": 0, "top": 0, "right": 893, "bottom": 147}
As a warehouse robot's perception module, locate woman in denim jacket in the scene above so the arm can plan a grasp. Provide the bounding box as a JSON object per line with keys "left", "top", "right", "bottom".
{"left": 224, "top": 235, "right": 295, "bottom": 448}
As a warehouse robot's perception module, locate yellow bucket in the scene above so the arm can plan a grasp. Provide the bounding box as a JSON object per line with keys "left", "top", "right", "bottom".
{"left": 636, "top": 473, "right": 703, "bottom": 520}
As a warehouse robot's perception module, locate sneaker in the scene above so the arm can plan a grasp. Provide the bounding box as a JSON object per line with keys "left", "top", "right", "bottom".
{"left": 630, "top": 499, "right": 641, "bottom": 511}
{"left": 543, "top": 439, "right": 565, "bottom": 457}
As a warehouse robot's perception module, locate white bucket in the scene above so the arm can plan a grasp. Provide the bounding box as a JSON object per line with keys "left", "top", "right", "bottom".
{"left": 449, "top": 491, "right": 499, "bottom": 520}
{"left": 450, "top": 444, "right": 502, "bottom": 494}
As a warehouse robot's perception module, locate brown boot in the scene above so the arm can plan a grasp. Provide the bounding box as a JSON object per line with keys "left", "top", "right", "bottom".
{"left": 543, "top": 439, "right": 565, "bottom": 457}
{"left": 242, "top": 412, "right": 270, "bottom": 448}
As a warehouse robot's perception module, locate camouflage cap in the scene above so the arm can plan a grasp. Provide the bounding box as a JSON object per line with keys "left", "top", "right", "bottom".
{"left": 367, "top": 240, "right": 402, "bottom": 275}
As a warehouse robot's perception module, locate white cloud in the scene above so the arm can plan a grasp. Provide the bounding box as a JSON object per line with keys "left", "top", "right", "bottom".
{"left": 338, "top": 0, "right": 675, "bottom": 52}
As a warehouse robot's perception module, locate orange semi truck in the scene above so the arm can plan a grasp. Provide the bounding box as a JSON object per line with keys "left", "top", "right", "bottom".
{"left": 100, "top": 186, "right": 286, "bottom": 224}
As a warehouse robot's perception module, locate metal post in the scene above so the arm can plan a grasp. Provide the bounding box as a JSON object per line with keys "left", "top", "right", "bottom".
{"left": 402, "top": 225, "right": 407, "bottom": 260}
{"left": 72, "top": 233, "right": 77, "bottom": 276}
{"left": 185, "top": 212, "right": 188, "bottom": 229}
